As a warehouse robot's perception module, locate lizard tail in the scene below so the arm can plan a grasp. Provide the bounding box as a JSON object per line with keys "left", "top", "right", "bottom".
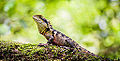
{"left": 65, "top": 37, "right": 102, "bottom": 58}
{"left": 75, "top": 43, "right": 101, "bottom": 58}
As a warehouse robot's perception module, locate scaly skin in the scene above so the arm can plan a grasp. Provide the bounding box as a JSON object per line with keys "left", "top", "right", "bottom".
{"left": 33, "top": 15, "right": 100, "bottom": 58}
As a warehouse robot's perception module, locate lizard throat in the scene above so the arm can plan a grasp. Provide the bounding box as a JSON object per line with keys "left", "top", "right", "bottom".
{"left": 40, "top": 28, "right": 50, "bottom": 35}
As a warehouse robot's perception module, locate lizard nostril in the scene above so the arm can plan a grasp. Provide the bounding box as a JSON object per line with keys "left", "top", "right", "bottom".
{"left": 33, "top": 15, "right": 36, "bottom": 18}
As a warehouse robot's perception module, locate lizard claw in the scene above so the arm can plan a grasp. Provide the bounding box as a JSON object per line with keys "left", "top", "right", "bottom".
{"left": 38, "top": 43, "right": 48, "bottom": 47}
{"left": 60, "top": 46, "right": 71, "bottom": 49}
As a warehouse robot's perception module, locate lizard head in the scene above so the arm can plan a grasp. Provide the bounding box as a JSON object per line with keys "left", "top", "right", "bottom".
{"left": 33, "top": 15, "right": 52, "bottom": 34}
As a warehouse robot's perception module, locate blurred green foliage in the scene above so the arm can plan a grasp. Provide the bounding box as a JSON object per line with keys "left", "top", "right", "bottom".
{"left": 0, "top": 0, "right": 120, "bottom": 59}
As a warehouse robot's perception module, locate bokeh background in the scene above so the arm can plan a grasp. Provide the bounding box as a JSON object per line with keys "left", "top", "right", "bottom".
{"left": 0, "top": 0, "right": 120, "bottom": 59}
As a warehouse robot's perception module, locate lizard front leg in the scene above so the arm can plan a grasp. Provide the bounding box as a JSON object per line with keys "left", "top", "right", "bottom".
{"left": 38, "top": 35, "right": 54, "bottom": 46}
{"left": 47, "top": 36, "right": 54, "bottom": 45}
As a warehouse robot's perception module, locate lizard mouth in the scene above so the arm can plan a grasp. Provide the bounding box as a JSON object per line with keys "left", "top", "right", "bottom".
{"left": 33, "top": 15, "right": 43, "bottom": 23}
{"left": 33, "top": 15, "right": 48, "bottom": 25}
{"left": 33, "top": 15, "right": 40, "bottom": 21}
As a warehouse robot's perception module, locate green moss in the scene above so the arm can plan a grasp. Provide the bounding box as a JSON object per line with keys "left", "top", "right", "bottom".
{"left": 0, "top": 40, "right": 115, "bottom": 60}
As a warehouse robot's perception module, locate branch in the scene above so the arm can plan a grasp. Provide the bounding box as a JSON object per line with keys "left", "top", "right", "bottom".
{"left": 0, "top": 40, "right": 112, "bottom": 60}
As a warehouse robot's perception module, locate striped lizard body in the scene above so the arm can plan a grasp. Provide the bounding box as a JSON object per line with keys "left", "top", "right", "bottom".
{"left": 33, "top": 15, "right": 100, "bottom": 58}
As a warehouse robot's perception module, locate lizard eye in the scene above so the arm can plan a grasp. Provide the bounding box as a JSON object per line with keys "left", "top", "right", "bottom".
{"left": 42, "top": 18, "right": 48, "bottom": 24}
{"left": 38, "top": 16, "right": 48, "bottom": 24}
